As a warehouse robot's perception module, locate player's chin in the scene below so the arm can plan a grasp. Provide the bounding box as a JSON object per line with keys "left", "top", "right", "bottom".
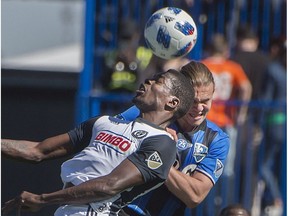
{"left": 132, "top": 96, "right": 143, "bottom": 107}
{"left": 192, "top": 115, "right": 205, "bottom": 125}
{"left": 132, "top": 94, "right": 141, "bottom": 101}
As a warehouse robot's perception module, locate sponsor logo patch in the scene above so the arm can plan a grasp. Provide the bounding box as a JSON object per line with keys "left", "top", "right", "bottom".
{"left": 146, "top": 151, "right": 163, "bottom": 169}
{"left": 176, "top": 133, "right": 193, "bottom": 151}
{"left": 95, "top": 131, "right": 131, "bottom": 152}
{"left": 132, "top": 130, "right": 148, "bottom": 139}
{"left": 214, "top": 159, "right": 224, "bottom": 178}
{"left": 177, "top": 139, "right": 189, "bottom": 150}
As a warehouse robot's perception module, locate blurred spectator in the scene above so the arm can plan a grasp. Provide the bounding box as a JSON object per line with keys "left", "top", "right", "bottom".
{"left": 99, "top": 18, "right": 153, "bottom": 115}
{"left": 219, "top": 203, "right": 250, "bottom": 216}
{"left": 102, "top": 18, "right": 153, "bottom": 93}
{"left": 102, "top": 17, "right": 191, "bottom": 93}
{"left": 202, "top": 33, "right": 252, "bottom": 177}
{"left": 138, "top": 54, "right": 191, "bottom": 86}
{"left": 232, "top": 25, "right": 271, "bottom": 101}
{"left": 259, "top": 36, "right": 286, "bottom": 216}
{"left": 137, "top": 54, "right": 166, "bottom": 86}
{"left": 231, "top": 26, "right": 271, "bottom": 210}
{"left": 232, "top": 25, "right": 271, "bottom": 144}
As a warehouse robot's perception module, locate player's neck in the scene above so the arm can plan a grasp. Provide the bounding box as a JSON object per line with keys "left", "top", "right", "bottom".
{"left": 141, "top": 112, "right": 174, "bottom": 129}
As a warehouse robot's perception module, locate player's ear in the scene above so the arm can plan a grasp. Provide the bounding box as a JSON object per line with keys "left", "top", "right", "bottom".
{"left": 165, "top": 96, "right": 180, "bottom": 110}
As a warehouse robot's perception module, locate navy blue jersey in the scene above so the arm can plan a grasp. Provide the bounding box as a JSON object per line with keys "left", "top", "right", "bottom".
{"left": 117, "top": 106, "right": 230, "bottom": 216}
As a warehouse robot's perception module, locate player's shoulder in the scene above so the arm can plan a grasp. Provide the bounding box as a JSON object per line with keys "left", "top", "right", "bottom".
{"left": 92, "top": 115, "right": 131, "bottom": 126}
{"left": 88, "top": 115, "right": 129, "bottom": 127}
{"left": 205, "top": 119, "right": 229, "bottom": 139}
{"left": 202, "top": 120, "right": 230, "bottom": 155}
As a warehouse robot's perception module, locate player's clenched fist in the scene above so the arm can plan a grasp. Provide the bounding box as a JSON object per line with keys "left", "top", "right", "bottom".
{"left": 2, "top": 191, "right": 44, "bottom": 215}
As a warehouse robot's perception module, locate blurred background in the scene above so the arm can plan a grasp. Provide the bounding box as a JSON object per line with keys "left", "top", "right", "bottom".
{"left": 1, "top": 0, "right": 287, "bottom": 215}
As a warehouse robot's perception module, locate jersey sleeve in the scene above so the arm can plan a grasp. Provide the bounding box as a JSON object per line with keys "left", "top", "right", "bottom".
{"left": 116, "top": 105, "right": 140, "bottom": 121}
{"left": 127, "top": 135, "right": 176, "bottom": 182}
{"left": 67, "top": 116, "right": 99, "bottom": 153}
{"left": 196, "top": 133, "right": 230, "bottom": 184}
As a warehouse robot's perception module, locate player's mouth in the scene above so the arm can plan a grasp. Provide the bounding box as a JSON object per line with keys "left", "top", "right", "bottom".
{"left": 189, "top": 111, "right": 204, "bottom": 120}
{"left": 136, "top": 84, "right": 146, "bottom": 95}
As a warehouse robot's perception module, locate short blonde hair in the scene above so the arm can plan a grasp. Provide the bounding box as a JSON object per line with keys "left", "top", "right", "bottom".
{"left": 180, "top": 60, "right": 215, "bottom": 92}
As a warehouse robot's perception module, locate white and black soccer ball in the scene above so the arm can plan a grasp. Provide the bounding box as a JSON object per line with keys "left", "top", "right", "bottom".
{"left": 144, "top": 7, "right": 197, "bottom": 60}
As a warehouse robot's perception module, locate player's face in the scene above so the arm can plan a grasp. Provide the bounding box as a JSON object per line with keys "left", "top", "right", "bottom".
{"left": 177, "top": 82, "right": 214, "bottom": 131}
{"left": 133, "top": 72, "right": 174, "bottom": 112}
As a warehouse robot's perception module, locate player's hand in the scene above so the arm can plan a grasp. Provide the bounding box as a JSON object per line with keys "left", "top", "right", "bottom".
{"left": 2, "top": 191, "right": 43, "bottom": 215}
{"left": 165, "top": 127, "right": 178, "bottom": 141}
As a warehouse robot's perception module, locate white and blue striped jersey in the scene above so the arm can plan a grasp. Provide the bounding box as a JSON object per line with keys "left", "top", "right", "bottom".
{"left": 58, "top": 115, "right": 177, "bottom": 215}
{"left": 117, "top": 106, "right": 230, "bottom": 216}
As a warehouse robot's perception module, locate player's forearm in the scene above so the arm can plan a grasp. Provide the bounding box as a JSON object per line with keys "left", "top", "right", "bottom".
{"left": 41, "top": 161, "right": 142, "bottom": 205}
{"left": 2, "top": 135, "right": 74, "bottom": 162}
{"left": 3, "top": 171, "right": 133, "bottom": 214}
{"left": 41, "top": 164, "right": 142, "bottom": 206}
{"left": 41, "top": 178, "right": 119, "bottom": 205}
{"left": 2, "top": 187, "right": 107, "bottom": 214}
{"left": 1, "top": 139, "right": 41, "bottom": 162}
{"left": 165, "top": 168, "right": 209, "bottom": 208}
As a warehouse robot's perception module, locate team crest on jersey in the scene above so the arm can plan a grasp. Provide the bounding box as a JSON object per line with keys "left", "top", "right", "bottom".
{"left": 146, "top": 151, "right": 163, "bottom": 169}
{"left": 193, "top": 143, "right": 208, "bottom": 163}
{"left": 214, "top": 159, "right": 224, "bottom": 178}
{"left": 182, "top": 164, "right": 197, "bottom": 176}
{"left": 132, "top": 130, "right": 148, "bottom": 139}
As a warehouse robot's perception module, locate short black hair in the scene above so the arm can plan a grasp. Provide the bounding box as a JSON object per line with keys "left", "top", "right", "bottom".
{"left": 165, "top": 69, "right": 195, "bottom": 119}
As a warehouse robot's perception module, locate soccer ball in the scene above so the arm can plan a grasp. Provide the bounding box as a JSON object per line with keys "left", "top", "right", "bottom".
{"left": 144, "top": 7, "right": 197, "bottom": 60}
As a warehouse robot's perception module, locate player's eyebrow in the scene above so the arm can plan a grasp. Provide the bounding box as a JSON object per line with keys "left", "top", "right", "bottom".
{"left": 194, "top": 98, "right": 210, "bottom": 103}
{"left": 152, "top": 72, "right": 166, "bottom": 80}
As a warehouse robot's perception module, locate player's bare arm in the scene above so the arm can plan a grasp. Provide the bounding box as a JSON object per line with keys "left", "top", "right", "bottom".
{"left": 2, "top": 158, "right": 143, "bottom": 214}
{"left": 165, "top": 167, "right": 213, "bottom": 208}
{"left": 1, "top": 134, "right": 73, "bottom": 162}
{"left": 44, "top": 159, "right": 143, "bottom": 203}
